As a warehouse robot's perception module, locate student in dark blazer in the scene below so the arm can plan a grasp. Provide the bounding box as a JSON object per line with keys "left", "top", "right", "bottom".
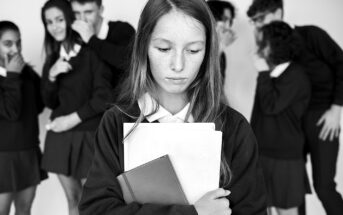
{"left": 79, "top": 0, "right": 267, "bottom": 214}
{"left": 70, "top": 0, "right": 135, "bottom": 93}
{"left": 207, "top": 0, "right": 236, "bottom": 80}
{"left": 40, "top": 0, "right": 113, "bottom": 214}
{"left": 247, "top": 0, "right": 343, "bottom": 214}
{"left": 251, "top": 21, "right": 311, "bottom": 215}
{"left": 0, "top": 21, "right": 46, "bottom": 215}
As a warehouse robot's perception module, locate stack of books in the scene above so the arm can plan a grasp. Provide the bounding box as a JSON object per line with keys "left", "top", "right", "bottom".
{"left": 117, "top": 123, "right": 222, "bottom": 205}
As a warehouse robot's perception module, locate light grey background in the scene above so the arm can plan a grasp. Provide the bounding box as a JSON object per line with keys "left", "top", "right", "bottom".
{"left": 0, "top": 0, "right": 342, "bottom": 214}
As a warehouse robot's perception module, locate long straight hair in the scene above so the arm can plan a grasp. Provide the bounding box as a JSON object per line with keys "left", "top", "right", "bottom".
{"left": 117, "top": 0, "right": 231, "bottom": 186}
{"left": 41, "top": 0, "right": 81, "bottom": 58}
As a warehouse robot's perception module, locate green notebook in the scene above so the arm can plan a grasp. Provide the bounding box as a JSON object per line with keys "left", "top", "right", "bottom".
{"left": 117, "top": 155, "right": 189, "bottom": 205}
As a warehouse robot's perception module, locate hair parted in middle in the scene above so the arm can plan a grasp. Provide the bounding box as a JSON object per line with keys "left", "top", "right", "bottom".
{"left": 117, "top": 0, "right": 225, "bottom": 123}
{"left": 41, "top": 0, "right": 81, "bottom": 57}
{"left": 116, "top": 0, "right": 231, "bottom": 186}
{"left": 207, "top": 0, "right": 236, "bottom": 26}
{"left": 0, "top": 21, "right": 20, "bottom": 39}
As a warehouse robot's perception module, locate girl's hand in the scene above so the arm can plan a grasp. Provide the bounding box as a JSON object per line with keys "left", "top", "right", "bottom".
{"left": 49, "top": 57, "right": 72, "bottom": 82}
{"left": 5, "top": 53, "right": 25, "bottom": 74}
{"left": 46, "top": 112, "right": 81, "bottom": 133}
{"left": 194, "top": 188, "right": 231, "bottom": 215}
{"left": 317, "top": 104, "right": 342, "bottom": 141}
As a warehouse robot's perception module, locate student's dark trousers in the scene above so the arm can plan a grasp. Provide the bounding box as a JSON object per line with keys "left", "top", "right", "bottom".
{"left": 302, "top": 109, "right": 343, "bottom": 215}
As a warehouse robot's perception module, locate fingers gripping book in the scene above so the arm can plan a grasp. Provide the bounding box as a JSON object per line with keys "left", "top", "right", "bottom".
{"left": 118, "top": 123, "right": 222, "bottom": 204}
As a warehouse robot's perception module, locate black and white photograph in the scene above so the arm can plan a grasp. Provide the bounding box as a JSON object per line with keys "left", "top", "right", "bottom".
{"left": 0, "top": 0, "right": 342, "bottom": 214}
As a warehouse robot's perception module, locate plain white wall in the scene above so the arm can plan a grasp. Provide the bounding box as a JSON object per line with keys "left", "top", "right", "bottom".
{"left": 0, "top": 0, "right": 342, "bottom": 214}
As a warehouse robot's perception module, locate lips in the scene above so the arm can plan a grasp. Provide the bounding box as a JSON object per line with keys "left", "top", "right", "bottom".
{"left": 166, "top": 77, "right": 188, "bottom": 84}
{"left": 51, "top": 31, "right": 65, "bottom": 41}
{"left": 53, "top": 31, "right": 64, "bottom": 36}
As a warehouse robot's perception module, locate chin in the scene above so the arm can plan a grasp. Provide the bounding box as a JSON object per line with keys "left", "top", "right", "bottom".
{"left": 165, "top": 87, "right": 188, "bottom": 95}
{"left": 53, "top": 35, "right": 66, "bottom": 42}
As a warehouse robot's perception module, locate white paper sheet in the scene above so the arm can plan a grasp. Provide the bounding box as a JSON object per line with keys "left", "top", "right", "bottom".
{"left": 123, "top": 123, "right": 222, "bottom": 204}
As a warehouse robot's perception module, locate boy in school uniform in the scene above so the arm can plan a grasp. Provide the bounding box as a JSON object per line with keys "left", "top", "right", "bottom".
{"left": 247, "top": 0, "right": 343, "bottom": 214}
{"left": 70, "top": 0, "right": 135, "bottom": 91}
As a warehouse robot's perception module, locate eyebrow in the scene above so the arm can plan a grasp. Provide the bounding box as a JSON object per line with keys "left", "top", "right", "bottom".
{"left": 3, "top": 39, "right": 20, "bottom": 43}
{"left": 251, "top": 13, "right": 267, "bottom": 21}
{"left": 151, "top": 38, "right": 205, "bottom": 45}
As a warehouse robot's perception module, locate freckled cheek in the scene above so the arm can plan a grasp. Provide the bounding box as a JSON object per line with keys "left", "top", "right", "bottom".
{"left": 187, "top": 55, "right": 205, "bottom": 79}
{"left": 148, "top": 52, "right": 169, "bottom": 79}
{"left": 150, "top": 63, "right": 168, "bottom": 82}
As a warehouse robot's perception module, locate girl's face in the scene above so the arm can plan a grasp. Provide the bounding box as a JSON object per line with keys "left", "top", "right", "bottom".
{"left": 148, "top": 10, "right": 206, "bottom": 100}
{"left": 44, "top": 7, "right": 67, "bottom": 42}
{"left": 0, "top": 30, "right": 21, "bottom": 65}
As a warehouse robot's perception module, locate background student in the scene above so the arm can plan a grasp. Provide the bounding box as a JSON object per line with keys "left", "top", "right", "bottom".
{"left": 251, "top": 21, "right": 311, "bottom": 215}
{"left": 79, "top": 0, "right": 267, "bottom": 214}
{"left": 247, "top": 0, "right": 343, "bottom": 214}
{"left": 70, "top": 0, "right": 135, "bottom": 93}
{"left": 0, "top": 20, "right": 46, "bottom": 215}
{"left": 207, "top": 0, "right": 236, "bottom": 80}
{"left": 39, "top": 0, "right": 113, "bottom": 214}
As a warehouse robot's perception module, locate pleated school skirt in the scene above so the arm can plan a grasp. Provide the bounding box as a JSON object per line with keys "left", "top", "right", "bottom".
{"left": 0, "top": 147, "right": 48, "bottom": 193}
{"left": 260, "top": 155, "right": 310, "bottom": 209}
{"left": 41, "top": 130, "right": 95, "bottom": 180}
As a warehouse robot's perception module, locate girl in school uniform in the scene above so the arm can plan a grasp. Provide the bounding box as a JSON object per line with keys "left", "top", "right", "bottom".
{"left": 207, "top": 0, "right": 236, "bottom": 80}
{"left": 0, "top": 21, "right": 47, "bottom": 215}
{"left": 79, "top": 0, "right": 267, "bottom": 214}
{"left": 250, "top": 21, "right": 311, "bottom": 215}
{"left": 40, "top": 0, "right": 113, "bottom": 214}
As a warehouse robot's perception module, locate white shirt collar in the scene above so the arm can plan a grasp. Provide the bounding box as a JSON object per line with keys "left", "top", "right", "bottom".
{"left": 270, "top": 62, "right": 290, "bottom": 78}
{"left": 0, "top": 66, "right": 7, "bottom": 77}
{"left": 97, "top": 18, "right": 109, "bottom": 40}
{"left": 138, "top": 93, "right": 194, "bottom": 123}
{"left": 59, "top": 44, "right": 82, "bottom": 61}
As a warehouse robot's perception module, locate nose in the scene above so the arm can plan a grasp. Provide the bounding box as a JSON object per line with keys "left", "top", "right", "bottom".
{"left": 11, "top": 44, "right": 19, "bottom": 54}
{"left": 80, "top": 13, "right": 87, "bottom": 22}
{"left": 51, "top": 22, "right": 59, "bottom": 31}
{"left": 171, "top": 50, "right": 184, "bottom": 73}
